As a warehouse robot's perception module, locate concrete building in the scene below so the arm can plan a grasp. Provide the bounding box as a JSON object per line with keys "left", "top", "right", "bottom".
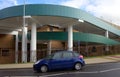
{"left": 0, "top": 4, "right": 120, "bottom": 64}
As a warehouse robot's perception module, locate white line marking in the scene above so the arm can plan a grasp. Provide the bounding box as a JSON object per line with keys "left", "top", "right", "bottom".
{"left": 73, "top": 71, "right": 99, "bottom": 74}
{"left": 4, "top": 67, "right": 120, "bottom": 77}
{"left": 39, "top": 73, "right": 67, "bottom": 77}
{"left": 100, "top": 68, "right": 120, "bottom": 73}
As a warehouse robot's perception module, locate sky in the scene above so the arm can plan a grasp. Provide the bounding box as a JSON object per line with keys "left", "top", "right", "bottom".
{"left": 0, "top": 0, "right": 120, "bottom": 26}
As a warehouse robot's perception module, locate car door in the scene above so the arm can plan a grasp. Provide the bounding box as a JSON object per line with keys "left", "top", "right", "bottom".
{"left": 62, "top": 52, "right": 74, "bottom": 68}
{"left": 49, "top": 52, "right": 63, "bottom": 70}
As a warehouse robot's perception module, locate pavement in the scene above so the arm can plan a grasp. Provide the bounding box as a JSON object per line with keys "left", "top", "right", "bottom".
{"left": 85, "top": 55, "right": 120, "bottom": 64}
{"left": 0, "top": 55, "right": 120, "bottom": 69}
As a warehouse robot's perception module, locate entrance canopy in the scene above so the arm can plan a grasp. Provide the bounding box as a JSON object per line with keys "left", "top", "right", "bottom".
{"left": 0, "top": 4, "right": 120, "bottom": 45}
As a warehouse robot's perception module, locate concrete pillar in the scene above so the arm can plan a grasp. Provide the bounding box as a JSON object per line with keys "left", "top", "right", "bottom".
{"left": 15, "top": 31, "right": 18, "bottom": 63}
{"left": 47, "top": 41, "right": 51, "bottom": 55}
{"left": 68, "top": 26, "right": 73, "bottom": 51}
{"left": 30, "top": 23, "right": 37, "bottom": 62}
{"left": 105, "top": 30, "right": 109, "bottom": 52}
{"left": 105, "top": 30, "right": 109, "bottom": 38}
{"left": 22, "top": 26, "right": 28, "bottom": 63}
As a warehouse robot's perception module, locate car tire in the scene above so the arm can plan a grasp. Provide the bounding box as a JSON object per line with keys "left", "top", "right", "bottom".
{"left": 40, "top": 65, "right": 48, "bottom": 73}
{"left": 74, "top": 63, "right": 82, "bottom": 70}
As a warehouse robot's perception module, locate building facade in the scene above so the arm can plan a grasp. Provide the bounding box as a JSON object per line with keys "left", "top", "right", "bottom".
{"left": 0, "top": 4, "right": 120, "bottom": 64}
{"left": 0, "top": 25, "right": 120, "bottom": 64}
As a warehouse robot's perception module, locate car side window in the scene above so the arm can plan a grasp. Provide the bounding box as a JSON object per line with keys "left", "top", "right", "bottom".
{"left": 74, "top": 52, "right": 79, "bottom": 57}
{"left": 52, "top": 52, "right": 62, "bottom": 59}
{"left": 63, "top": 52, "right": 73, "bottom": 58}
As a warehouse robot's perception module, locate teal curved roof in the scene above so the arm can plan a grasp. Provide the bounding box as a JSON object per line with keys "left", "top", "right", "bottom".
{"left": 0, "top": 4, "right": 120, "bottom": 36}
{"left": 18, "top": 32, "right": 120, "bottom": 45}
{"left": 36, "top": 32, "right": 120, "bottom": 45}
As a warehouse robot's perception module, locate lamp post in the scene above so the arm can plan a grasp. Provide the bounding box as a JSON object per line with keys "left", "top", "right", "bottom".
{"left": 22, "top": 0, "right": 27, "bottom": 63}
{"left": 23, "top": 0, "right": 26, "bottom": 27}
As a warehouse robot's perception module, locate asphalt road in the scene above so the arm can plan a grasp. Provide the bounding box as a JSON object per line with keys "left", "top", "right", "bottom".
{"left": 0, "top": 62, "right": 120, "bottom": 77}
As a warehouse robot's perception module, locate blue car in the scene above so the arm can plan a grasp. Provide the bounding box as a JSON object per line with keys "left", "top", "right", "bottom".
{"left": 33, "top": 51, "right": 85, "bottom": 72}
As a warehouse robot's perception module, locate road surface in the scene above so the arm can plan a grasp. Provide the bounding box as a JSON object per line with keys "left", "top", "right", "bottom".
{"left": 0, "top": 62, "right": 120, "bottom": 77}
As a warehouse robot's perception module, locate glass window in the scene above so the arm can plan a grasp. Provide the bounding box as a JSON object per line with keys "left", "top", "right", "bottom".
{"left": 63, "top": 52, "right": 73, "bottom": 58}
{"left": 45, "top": 54, "right": 54, "bottom": 59}
{"left": 2, "top": 49, "right": 9, "bottom": 56}
{"left": 52, "top": 52, "right": 62, "bottom": 59}
{"left": 74, "top": 52, "right": 79, "bottom": 57}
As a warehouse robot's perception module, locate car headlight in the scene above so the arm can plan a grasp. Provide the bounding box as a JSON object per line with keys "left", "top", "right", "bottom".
{"left": 35, "top": 60, "right": 41, "bottom": 64}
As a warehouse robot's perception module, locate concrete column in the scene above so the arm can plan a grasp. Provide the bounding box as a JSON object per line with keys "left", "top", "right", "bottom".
{"left": 47, "top": 41, "right": 51, "bottom": 55}
{"left": 105, "top": 30, "right": 109, "bottom": 38}
{"left": 68, "top": 26, "right": 73, "bottom": 51}
{"left": 15, "top": 31, "right": 18, "bottom": 63}
{"left": 30, "top": 23, "right": 37, "bottom": 62}
{"left": 22, "top": 26, "right": 28, "bottom": 63}
{"left": 105, "top": 30, "right": 109, "bottom": 51}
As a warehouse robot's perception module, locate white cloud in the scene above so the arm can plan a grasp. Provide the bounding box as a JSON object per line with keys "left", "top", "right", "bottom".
{"left": 61, "top": 0, "right": 88, "bottom": 8}
{"left": 0, "top": 0, "right": 17, "bottom": 9}
{"left": 61, "top": 0, "right": 120, "bottom": 26}
{"left": 85, "top": 0, "right": 120, "bottom": 25}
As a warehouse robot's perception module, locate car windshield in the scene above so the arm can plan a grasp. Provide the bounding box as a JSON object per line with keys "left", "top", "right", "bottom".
{"left": 44, "top": 54, "right": 54, "bottom": 59}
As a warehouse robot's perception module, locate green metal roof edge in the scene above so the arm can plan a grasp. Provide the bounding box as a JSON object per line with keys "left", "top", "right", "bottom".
{"left": 0, "top": 4, "right": 120, "bottom": 36}
{"left": 36, "top": 32, "right": 120, "bottom": 45}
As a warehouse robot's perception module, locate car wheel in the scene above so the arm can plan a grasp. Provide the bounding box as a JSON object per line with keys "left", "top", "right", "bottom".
{"left": 74, "top": 63, "right": 82, "bottom": 70}
{"left": 40, "top": 65, "right": 48, "bottom": 73}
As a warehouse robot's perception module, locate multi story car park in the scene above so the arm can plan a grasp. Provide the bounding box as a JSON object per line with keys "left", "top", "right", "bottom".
{"left": 0, "top": 4, "right": 120, "bottom": 64}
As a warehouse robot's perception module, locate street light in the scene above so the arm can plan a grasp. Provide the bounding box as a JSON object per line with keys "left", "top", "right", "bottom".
{"left": 22, "top": 0, "right": 27, "bottom": 63}
{"left": 23, "top": 0, "right": 26, "bottom": 27}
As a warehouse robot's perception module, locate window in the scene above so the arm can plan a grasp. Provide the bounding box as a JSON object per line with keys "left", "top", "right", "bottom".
{"left": 53, "top": 52, "right": 62, "bottom": 59}
{"left": 63, "top": 52, "right": 73, "bottom": 58}
{"left": 45, "top": 54, "right": 54, "bottom": 59}
{"left": 2, "top": 49, "right": 9, "bottom": 56}
{"left": 74, "top": 52, "right": 79, "bottom": 57}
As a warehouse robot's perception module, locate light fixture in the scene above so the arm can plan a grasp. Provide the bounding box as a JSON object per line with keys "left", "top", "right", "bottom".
{"left": 16, "top": 29, "right": 22, "bottom": 31}
{"left": 10, "top": 31, "right": 18, "bottom": 35}
{"left": 78, "top": 19, "right": 84, "bottom": 23}
{"left": 23, "top": 15, "right": 32, "bottom": 19}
